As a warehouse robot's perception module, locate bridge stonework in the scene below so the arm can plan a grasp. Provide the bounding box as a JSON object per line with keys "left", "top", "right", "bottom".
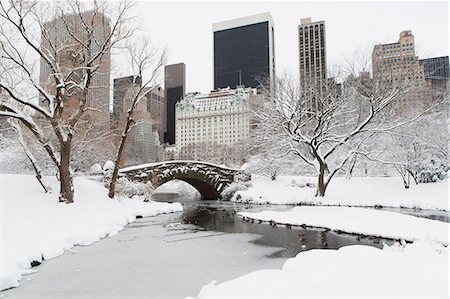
{"left": 120, "top": 161, "right": 251, "bottom": 200}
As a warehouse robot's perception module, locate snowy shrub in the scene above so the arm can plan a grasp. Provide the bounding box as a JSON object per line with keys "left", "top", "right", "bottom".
{"left": 102, "top": 160, "right": 115, "bottom": 184}
{"left": 103, "top": 160, "right": 115, "bottom": 172}
{"left": 288, "top": 179, "right": 316, "bottom": 188}
{"left": 89, "top": 163, "right": 103, "bottom": 175}
{"left": 220, "top": 181, "right": 251, "bottom": 201}
{"left": 115, "top": 177, "right": 154, "bottom": 201}
{"left": 416, "top": 160, "right": 449, "bottom": 183}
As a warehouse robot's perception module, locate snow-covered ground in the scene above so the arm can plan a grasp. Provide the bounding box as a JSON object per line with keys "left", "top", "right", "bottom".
{"left": 0, "top": 174, "right": 183, "bottom": 291}
{"left": 193, "top": 175, "right": 450, "bottom": 298}
{"left": 239, "top": 206, "right": 449, "bottom": 245}
{"left": 232, "top": 175, "right": 449, "bottom": 211}
{"left": 192, "top": 240, "right": 449, "bottom": 298}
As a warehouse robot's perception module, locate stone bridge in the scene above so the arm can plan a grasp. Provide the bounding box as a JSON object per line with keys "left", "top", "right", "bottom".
{"left": 119, "top": 161, "right": 251, "bottom": 200}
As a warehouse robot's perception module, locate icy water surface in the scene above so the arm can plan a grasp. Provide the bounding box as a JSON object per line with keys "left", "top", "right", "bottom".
{"left": 176, "top": 199, "right": 392, "bottom": 257}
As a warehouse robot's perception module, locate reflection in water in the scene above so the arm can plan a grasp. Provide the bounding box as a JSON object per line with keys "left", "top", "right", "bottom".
{"left": 160, "top": 197, "right": 395, "bottom": 258}
{"left": 155, "top": 193, "right": 448, "bottom": 258}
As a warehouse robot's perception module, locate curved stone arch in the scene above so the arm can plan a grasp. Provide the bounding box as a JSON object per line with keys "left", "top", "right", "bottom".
{"left": 120, "top": 160, "right": 251, "bottom": 200}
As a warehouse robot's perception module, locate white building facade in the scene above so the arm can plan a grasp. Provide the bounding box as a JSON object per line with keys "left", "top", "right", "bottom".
{"left": 175, "top": 87, "right": 255, "bottom": 153}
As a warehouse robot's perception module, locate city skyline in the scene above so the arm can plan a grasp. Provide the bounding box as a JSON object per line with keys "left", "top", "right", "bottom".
{"left": 130, "top": 1, "right": 449, "bottom": 93}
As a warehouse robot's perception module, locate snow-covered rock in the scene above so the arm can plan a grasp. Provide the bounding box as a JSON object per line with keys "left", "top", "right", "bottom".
{"left": 89, "top": 163, "right": 103, "bottom": 175}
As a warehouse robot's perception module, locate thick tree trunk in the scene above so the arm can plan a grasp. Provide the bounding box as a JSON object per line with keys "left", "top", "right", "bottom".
{"left": 316, "top": 162, "right": 327, "bottom": 197}
{"left": 59, "top": 142, "right": 74, "bottom": 203}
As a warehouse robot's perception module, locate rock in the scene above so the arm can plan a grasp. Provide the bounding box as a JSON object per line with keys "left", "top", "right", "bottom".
{"left": 30, "top": 260, "right": 41, "bottom": 267}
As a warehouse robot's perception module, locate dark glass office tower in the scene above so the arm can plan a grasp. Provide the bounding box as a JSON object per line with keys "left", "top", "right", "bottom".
{"left": 164, "top": 63, "right": 186, "bottom": 145}
{"left": 420, "top": 56, "right": 449, "bottom": 89}
{"left": 213, "top": 13, "right": 275, "bottom": 90}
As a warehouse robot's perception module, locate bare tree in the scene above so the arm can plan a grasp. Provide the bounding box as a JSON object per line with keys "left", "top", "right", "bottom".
{"left": 9, "top": 119, "right": 49, "bottom": 192}
{"left": 0, "top": 0, "right": 135, "bottom": 203}
{"left": 251, "top": 69, "right": 428, "bottom": 196}
{"left": 357, "top": 104, "right": 449, "bottom": 188}
{"left": 108, "top": 41, "right": 166, "bottom": 198}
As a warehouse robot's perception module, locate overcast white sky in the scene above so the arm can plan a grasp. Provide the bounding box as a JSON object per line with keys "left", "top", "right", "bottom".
{"left": 130, "top": 1, "right": 449, "bottom": 93}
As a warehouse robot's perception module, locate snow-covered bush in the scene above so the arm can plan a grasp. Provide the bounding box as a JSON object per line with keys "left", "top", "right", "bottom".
{"left": 103, "top": 160, "right": 115, "bottom": 172}
{"left": 89, "top": 163, "right": 103, "bottom": 175}
{"left": 288, "top": 179, "right": 316, "bottom": 188}
{"left": 416, "top": 160, "right": 449, "bottom": 183}
{"left": 220, "top": 181, "right": 252, "bottom": 201}
{"left": 115, "top": 177, "right": 154, "bottom": 201}
{"left": 102, "top": 160, "right": 115, "bottom": 185}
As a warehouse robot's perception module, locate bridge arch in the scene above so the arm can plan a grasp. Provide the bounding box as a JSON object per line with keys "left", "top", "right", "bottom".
{"left": 157, "top": 176, "right": 218, "bottom": 200}
{"left": 120, "top": 161, "right": 251, "bottom": 200}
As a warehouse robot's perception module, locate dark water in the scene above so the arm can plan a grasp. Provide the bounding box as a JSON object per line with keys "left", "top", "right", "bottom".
{"left": 155, "top": 196, "right": 402, "bottom": 258}
{"left": 376, "top": 206, "right": 450, "bottom": 222}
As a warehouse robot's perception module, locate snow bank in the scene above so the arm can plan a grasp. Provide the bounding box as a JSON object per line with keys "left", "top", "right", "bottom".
{"left": 232, "top": 175, "right": 449, "bottom": 211}
{"left": 239, "top": 206, "right": 449, "bottom": 245}
{"left": 0, "top": 174, "right": 183, "bottom": 291}
{"left": 193, "top": 240, "right": 449, "bottom": 298}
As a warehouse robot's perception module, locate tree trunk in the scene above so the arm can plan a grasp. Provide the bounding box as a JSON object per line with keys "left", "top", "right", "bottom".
{"left": 406, "top": 169, "right": 418, "bottom": 185}
{"left": 12, "top": 121, "right": 48, "bottom": 193}
{"left": 401, "top": 173, "right": 410, "bottom": 189}
{"left": 316, "top": 162, "right": 327, "bottom": 197}
{"left": 109, "top": 128, "right": 130, "bottom": 198}
{"left": 59, "top": 142, "right": 74, "bottom": 203}
{"left": 346, "top": 158, "right": 357, "bottom": 180}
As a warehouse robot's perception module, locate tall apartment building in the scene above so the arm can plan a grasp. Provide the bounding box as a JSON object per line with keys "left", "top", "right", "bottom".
{"left": 213, "top": 13, "right": 275, "bottom": 90}
{"left": 144, "top": 86, "right": 165, "bottom": 144}
{"left": 39, "top": 11, "right": 111, "bottom": 129}
{"left": 372, "top": 30, "right": 431, "bottom": 109}
{"left": 112, "top": 76, "right": 161, "bottom": 165}
{"left": 419, "top": 56, "right": 449, "bottom": 90}
{"left": 112, "top": 75, "right": 142, "bottom": 127}
{"left": 372, "top": 30, "right": 426, "bottom": 83}
{"left": 164, "top": 63, "right": 186, "bottom": 145}
{"left": 298, "top": 17, "right": 327, "bottom": 106}
{"left": 175, "top": 87, "right": 254, "bottom": 153}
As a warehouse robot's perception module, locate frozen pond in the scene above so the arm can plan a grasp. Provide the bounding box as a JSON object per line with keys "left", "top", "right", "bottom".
{"left": 2, "top": 193, "right": 447, "bottom": 298}
{"left": 2, "top": 211, "right": 285, "bottom": 298}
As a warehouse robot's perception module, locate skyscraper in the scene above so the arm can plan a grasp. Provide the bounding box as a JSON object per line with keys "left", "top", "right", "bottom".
{"left": 39, "top": 11, "right": 111, "bottom": 129}
{"left": 372, "top": 30, "right": 424, "bottom": 83}
{"left": 164, "top": 63, "right": 186, "bottom": 145}
{"left": 213, "top": 12, "right": 275, "bottom": 90}
{"left": 372, "top": 30, "right": 432, "bottom": 110}
{"left": 298, "top": 17, "right": 327, "bottom": 108}
{"left": 112, "top": 75, "right": 161, "bottom": 165}
{"left": 112, "top": 75, "right": 142, "bottom": 127}
{"left": 419, "top": 56, "right": 449, "bottom": 90}
{"left": 145, "top": 86, "right": 165, "bottom": 144}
